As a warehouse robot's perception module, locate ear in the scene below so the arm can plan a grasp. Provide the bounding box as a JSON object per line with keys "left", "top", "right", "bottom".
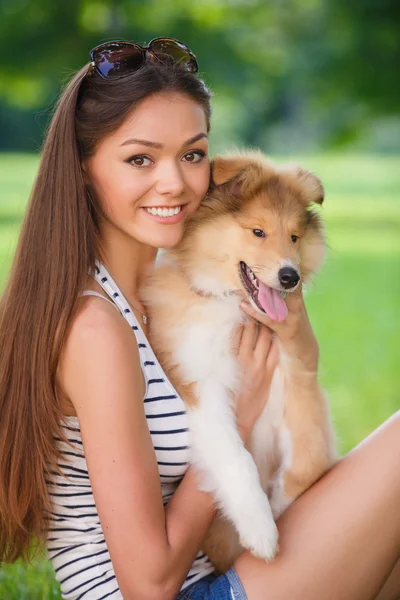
{"left": 210, "top": 153, "right": 269, "bottom": 196}
{"left": 280, "top": 164, "right": 324, "bottom": 205}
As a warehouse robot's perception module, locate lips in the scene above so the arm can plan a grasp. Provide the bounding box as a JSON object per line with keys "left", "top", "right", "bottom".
{"left": 238, "top": 261, "right": 288, "bottom": 322}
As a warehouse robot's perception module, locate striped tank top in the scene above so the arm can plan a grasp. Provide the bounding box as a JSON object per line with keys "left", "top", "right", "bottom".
{"left": 45, "top": 259, "right": 214, "bottom": 599}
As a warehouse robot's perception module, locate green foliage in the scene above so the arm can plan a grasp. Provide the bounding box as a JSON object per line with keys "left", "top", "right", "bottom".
{"left": 0, "top": 559, "right": 61, "bottom": 599}
{"left": 0, "top": 0, "right": 399, "bottom": 151}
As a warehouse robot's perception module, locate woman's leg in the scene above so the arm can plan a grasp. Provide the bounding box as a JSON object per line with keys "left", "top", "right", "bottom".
{"left": 375, "top": 559, "right": 400, "bottom": 600}
{"left": 234, "top": 411, "right": 400, "bottom": 600}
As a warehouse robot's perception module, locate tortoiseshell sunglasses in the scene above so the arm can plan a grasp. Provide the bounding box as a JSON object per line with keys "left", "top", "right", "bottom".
{"left": 86, "top": 37, "right": 199, "bottom": 80}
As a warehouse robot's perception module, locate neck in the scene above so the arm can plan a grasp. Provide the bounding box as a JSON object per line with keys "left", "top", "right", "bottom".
{"left": 98, "top": 223, "right": 157, "bottom": 310}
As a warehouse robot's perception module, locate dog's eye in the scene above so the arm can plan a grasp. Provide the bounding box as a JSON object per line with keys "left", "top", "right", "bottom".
{"left": 291, "top": 235, "right": 299, "bottom": 243}
{"left": 252, "top": 229, "right": 265, "bottom": 238}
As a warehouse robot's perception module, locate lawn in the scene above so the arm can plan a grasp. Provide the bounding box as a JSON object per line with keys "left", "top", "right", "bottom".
{"left": 0, "top": 152, "right": 399, "bottom": 597}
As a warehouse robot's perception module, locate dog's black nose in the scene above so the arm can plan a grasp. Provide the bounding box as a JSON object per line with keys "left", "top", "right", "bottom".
{"left": 278, "top": 267, "right": 300, "bottom": 289}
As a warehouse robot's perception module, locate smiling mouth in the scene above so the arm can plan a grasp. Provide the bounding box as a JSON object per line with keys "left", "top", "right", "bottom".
{"left": 144, "top": 205, "right": 184, "bottom": 217}
{"left": 238, "top": 261, "right": 288, "bottom": 322}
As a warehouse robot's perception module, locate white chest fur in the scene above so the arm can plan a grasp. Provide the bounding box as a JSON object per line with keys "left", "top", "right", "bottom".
{"left": 168, "top": 295, "right": 289, "bottom": 560}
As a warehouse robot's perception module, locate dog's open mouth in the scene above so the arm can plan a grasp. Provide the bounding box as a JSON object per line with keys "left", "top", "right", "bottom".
{"left": 239, "top": 261, "right": 288, "bottom": 322}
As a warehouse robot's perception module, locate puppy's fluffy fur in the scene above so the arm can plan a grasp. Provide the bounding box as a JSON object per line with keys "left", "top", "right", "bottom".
{"left": 140, "top": 152, "right": 337, "bottom": 573}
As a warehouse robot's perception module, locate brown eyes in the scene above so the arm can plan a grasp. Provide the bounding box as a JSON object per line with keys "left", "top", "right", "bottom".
{"left": 252, "top": 230, "right": 300, "bottom": 242}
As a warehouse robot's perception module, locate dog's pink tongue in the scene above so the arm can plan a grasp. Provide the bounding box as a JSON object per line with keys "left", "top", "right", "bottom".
{"left": 257, "top": 281, "right": 288, "bottom": 322}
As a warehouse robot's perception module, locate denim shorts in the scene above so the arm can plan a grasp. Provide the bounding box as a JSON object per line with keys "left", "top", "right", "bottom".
{"left": 176, "top": 567, "right": 247, "bottom": 599}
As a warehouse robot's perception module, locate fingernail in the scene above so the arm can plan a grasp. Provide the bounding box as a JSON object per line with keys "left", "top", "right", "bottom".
{"left": 240, "top": 301, "right": 250, "bottom": 309}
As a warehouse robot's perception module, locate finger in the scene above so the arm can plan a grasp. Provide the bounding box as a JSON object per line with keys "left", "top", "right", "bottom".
{"left": 266, "top": 338, "right": 279, "bottom": 373}
{"left": 239, "top": 301, "right": 281, "bottom": 331}
{"left": 238, "top": 320, "right": 258, "bottom": 359}
{"left": 285, "top": 281, "right": 304, "bottom": 313}
{"left": 253, "top": 325, "right": 273, "bottom": 363}
{"left": 232, "top": 325, "right": 244, "bottom": 355}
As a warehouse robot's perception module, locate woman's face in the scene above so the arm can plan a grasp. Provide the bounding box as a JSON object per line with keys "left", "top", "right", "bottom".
{"left": 84, "top": 92, "right": 210, "bottom": 249}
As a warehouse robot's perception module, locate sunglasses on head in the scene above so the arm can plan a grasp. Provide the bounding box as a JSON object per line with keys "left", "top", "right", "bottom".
{"left": 86, "top": 37, "right": 199, "bottom": 80}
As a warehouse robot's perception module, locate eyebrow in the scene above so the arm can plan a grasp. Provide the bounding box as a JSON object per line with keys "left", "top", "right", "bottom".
{"left": 120, "top": 132, "right": 208, "bottom": 148}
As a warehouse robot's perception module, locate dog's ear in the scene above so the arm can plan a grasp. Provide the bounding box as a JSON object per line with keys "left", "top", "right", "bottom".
{"left": 280, "top": 164, "right": 324, "bottom": 205}
{"left": 210, "top": 154, "right": 266, "bottom": 197}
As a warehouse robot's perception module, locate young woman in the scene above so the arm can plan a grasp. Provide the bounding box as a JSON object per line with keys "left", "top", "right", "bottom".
{"left": 0, "top": 38, "right": 398, "bottom": 600}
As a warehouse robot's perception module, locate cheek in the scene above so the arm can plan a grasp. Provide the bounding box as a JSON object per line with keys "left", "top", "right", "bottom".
{"left": 96, "top": 170, "right": 150, "bottom": 213}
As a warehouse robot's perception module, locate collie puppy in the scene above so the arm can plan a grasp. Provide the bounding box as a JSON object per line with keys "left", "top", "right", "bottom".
{"left": 140, "top": 152, "right": 337, "bottom": 573}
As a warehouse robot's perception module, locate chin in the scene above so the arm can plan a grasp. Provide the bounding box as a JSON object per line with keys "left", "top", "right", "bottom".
{"left": 153, "top": 229, "right": 186, "bottom": 250}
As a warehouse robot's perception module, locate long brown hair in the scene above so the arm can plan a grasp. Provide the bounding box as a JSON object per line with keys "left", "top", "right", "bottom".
{"left": 0, "top": 55, "right": 212, "bottom": 563}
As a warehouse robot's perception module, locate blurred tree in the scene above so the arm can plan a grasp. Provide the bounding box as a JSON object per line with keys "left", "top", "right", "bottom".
{"left": 0, "top": 0, "right": 399, "bottom": 151}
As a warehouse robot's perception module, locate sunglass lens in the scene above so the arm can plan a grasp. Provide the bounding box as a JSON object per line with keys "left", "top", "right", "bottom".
{"left": 149, "top": 39, "right": 198, "bottom": 73}
{"left": 93, "top": 43, "right": 144, "bottom": 78}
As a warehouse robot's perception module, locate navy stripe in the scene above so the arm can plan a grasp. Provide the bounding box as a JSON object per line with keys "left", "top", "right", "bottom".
{"left": 98, "top": 588, "right": 120, "bottom": 600}
{"left": 195, "top": 553, "right": 207, "bottom": 561}
{"left": 158, "top": 460, "right": 188, "bottom": 466}
{"left": 144, "top": 394, "right": 177, "bottom": 403}
{"left": 148, "top": 378, "right": 164, "bottom": 384}
{"left": 49, "top": 472, "right": 89, "bottom": 481}
{"left": 59, "top": 451, "right": 84, "bottom": 458}
{"left": 68, "top": 569, "right": 115, "bottom": 595}
{"left": 61, "top": 558, "right": 112, "bottom": 585}
{"left": 47, "top": 527, "right": 98, "bottom": 536}
{"left": 149, "top": 428, "right": 188, "bottom": 435}
{"left": 146, "top": 410, "right": 186, "bottom": 419}
{"left": 138, "top": 343, "right": 147, "bottom": 348}
{"left": 62, "top": 504, "right": 96, "bottom": 509}
{"left": 75, "top": 574, "right": 116, "bottom": 599}
{"left": 185, "top": 571, "right": 202, "bottom": 581}
{"left": 46, "top": 481, "right": 92, "bottom": 488}
{"left": 144, "top": 360, "right": 155, "bottom": 366}
{"left": 56, "top": 548, "right": 109, "bottom": 575}
{"left": 154, "top": 445, "right": 189, "bottom": 451}
{"left": 50, "top": 511, "right": 99, "bottom": 519}
{"left": 54, "top": 437, "right": 83, "bottom": 445}
{"left": 47, "top": 540, "right": 106, "bottom": 561}
{"left": 49, "top": 491, "right": 93, "bottom": 497}
{"left": 57, "top": 464, "right": 88, "bottom": 475}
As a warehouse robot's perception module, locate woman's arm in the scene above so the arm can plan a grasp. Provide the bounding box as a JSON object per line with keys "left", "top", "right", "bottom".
{"left": 60, "top": 298, "right": 276, "bottom": 600}
{"left": 59, "top": 299, "right": 216, "bottom": 600}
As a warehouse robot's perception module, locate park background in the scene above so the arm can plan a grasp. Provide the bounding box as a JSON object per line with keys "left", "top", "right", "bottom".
{"left": 0, "top": 0, "right": 399, "bottom": 597}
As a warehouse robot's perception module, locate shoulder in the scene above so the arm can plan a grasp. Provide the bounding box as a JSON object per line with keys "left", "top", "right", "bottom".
{"left": 58, "top": 290, "right": 145, "bottom": 409}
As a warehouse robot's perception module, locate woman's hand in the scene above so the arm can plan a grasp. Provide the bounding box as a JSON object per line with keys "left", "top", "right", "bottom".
{"left": 232, "top": 321, "right": 279, "bottom": 445}
{"left": 239, "top": 282, "right": 319, "bottom": 374}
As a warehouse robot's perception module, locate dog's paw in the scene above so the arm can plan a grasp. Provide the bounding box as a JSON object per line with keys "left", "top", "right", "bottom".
{"left": 236, "top": 499, "right": 279, "bottom": 561}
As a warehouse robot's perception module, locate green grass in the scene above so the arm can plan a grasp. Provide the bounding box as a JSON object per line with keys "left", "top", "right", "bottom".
{"left": 0, "top": 152, "right": 399, "bottom": 597}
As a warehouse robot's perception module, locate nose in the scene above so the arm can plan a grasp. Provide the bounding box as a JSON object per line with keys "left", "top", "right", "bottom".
{"left": 278, "top": 267, "right": 300, "bottom": 290}
{"left": 155, "top": 163, "right": 185, "bottom": 197}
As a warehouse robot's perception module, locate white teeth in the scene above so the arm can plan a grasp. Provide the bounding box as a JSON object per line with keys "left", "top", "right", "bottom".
{"left": 246, "top": 265, "right": 259, "bottom": 288}
{"left": 145, "top": 206, "right": 182, "bottom": 217}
